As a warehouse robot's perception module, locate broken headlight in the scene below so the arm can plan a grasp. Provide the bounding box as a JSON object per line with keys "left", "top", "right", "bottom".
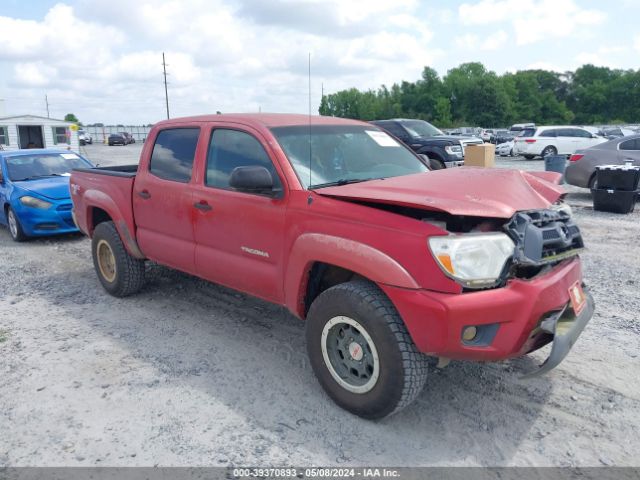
{"left": 428, "top": 233, "right": 515, "bottom": 288}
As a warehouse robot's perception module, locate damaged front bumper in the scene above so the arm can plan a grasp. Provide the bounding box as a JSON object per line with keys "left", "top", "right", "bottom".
{"left": 521, "top": 286, "right": 595, "bottom": 378}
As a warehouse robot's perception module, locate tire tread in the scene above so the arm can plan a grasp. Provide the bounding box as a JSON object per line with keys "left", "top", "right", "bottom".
{"left": 92, "top": 221, "right": 145, "bottom": 297}
{"left": 309, "top": 280, "right": 429, "bottom": 417}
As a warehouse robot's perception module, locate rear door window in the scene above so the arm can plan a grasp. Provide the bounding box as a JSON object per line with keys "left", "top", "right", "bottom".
{"left": 149, "top": 128, "right": 200, "bottom": 182}
{"left": 572, "top": 128, "right": 592, "bottom": 138}
{"left": 556, "top": 128, "right": 573, "bottom": 137}
{"left": 379, "top": 122, "right": 408, "bottom": 139}
{"left": 620, "top": 139, "right": 640, "bottom": 151}
{"left": 539, "top": 129, "right": 556, "bottom": 137}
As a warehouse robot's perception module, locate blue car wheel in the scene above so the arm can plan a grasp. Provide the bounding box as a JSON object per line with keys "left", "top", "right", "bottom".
{"left": 7, "top": 207, "right": 27, "bottom": 242}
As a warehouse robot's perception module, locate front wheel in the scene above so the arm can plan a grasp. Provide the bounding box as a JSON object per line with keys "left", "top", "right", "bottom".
{"left": 92, "top": 221, "right": 145, "bottom": 297}
{"left": 306, "top": 280, "right": 429, "bottom": 419}
{"left": 6, "top": 207, "right": 27, "bottom": 242}
{"left": 429, "top": 158, "right": 445, "bottom": 170}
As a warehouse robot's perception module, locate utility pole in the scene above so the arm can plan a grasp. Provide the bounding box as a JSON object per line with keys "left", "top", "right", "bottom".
{"left": 162, "top": 52, "right": 170, "bottom": 119}
{"left": 45, "top": 94, "right": 50, "bottom": 118}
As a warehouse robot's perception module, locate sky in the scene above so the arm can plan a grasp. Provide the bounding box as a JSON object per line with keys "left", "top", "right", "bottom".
{"left": 0, "top": 0, "right": 639, "bottom": 124}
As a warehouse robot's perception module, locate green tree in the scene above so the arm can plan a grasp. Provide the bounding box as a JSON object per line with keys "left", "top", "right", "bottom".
{"left": 319, "top": 62, "right": 640, "bottom": 127}
{"left": 64, "top": 113, "right": 80, "bottom": 124}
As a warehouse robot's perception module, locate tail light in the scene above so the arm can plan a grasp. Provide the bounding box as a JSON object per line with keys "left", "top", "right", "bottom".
{"left": 570, "top": 154, "right": 584, "bottom": 162}
{"left": 525, "top": 139, "right": 537, "bottom": 144}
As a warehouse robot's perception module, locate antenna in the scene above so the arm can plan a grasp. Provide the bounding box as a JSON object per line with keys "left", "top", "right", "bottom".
{"left": 162, "top": 52, "right": 170, "bottom": 119}
{"left": 45, "top": 94, "right": 50, "bottom": 118}
{"left": 308, "top": 52, "right": 312, "bottom": 189}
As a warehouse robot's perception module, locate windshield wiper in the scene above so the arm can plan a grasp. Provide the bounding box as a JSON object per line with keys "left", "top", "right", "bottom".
{"left": 309, "top": 178, "right": 374, "bottom": 189}
{"left": 14, "top": 173, "right": 66, "bottom": 181}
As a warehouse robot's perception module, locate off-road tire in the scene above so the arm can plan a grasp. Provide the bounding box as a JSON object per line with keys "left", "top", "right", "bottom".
{"left": 306, "top": 280, "right": 429, "bottom": 419}
{"left": 6, "top": 207, "right": 27, "bottom": 242}
{"left": 92, "top": 221, "right": 145, "bottom": 297}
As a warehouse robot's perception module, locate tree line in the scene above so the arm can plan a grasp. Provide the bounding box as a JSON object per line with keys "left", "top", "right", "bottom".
{"left": 318, "top": 62, "right": 640, "bottom": 128}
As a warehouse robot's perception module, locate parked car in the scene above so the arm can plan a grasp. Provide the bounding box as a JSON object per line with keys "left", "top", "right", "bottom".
{"left": 565, "top": 134, "right": 640, "bottom": 188}
{"left": 491, "top": 129, "right": 516, "bottom": 144}
{"left": 496, "top": 139, "right": 515, "bottom": 157}
{"left": 371, "top": 119, "right": 482, "bottom": 169}
{"left": 601, "top": 127, "right": 636, "bottom": 139}
{"left": 70, "top": 113, "right": 594, "bottom": 419}
{"left": 510, "top": 123, "right": 535, "bottom": 133}
{"left": 119, "top": 132, "right": 135, "bottom": 144}
{"left": 480, "top": 129, "right": 494, "bottom": 142}
{"left": 0, "top": 149, "right": 93, "bottom": 241}
{"left": 108, "top": 133, "right": 127, "bottom": 146}
{"left": 78, "top": 129, "right": 93, "bottom": 145}
{"left": 513, "top": 126, "right": 607, "bottom": 159}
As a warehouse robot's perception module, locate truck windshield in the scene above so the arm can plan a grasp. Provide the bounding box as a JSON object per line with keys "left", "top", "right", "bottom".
{"left": 401, "top": 120, "right": 444, "bottom": 138}
{"left": 6, "top": 153, "right": 92, "bottom": 181}
{"left": 270, "top": 125, "right": 428, "bottom": 189}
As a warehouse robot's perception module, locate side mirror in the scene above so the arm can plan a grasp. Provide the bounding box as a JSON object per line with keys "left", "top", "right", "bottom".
{"left": 229, "top": 166, "right": 274, "bottom": 193}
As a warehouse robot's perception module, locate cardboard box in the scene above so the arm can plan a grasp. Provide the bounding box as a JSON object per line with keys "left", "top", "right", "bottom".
{"left": 464, "top": 143, "right": 495, "bottom": 168}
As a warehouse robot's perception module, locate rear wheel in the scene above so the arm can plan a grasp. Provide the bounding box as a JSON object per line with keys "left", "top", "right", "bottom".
{"left": 306, "top": 280, "right": 429, "bottom": 419}
{"left": 92, "top": 221, "right": 145, "bottom": 297}
{"left": 523, "top": 155, "right": 535, "bottom": 160}
{"left": 541, "top": 145, "right": 557, "bottom": 158}
{"left": 6, "top": 207, "right": 27, "bottom": 242}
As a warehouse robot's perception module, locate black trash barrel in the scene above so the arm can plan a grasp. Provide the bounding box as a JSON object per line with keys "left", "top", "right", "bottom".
{"left": 592, "top": 164, "right": 640, "bottom": 214}
{"left": 595, "top": 164, "right": 640, "bottom": 191}
{"left": 544, "top": 154, "right": 568, "bottom": 182}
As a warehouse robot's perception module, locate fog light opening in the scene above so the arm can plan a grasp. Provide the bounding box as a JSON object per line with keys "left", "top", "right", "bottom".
{"left": 462, "top": 326, "right": 478, "bottom": 342}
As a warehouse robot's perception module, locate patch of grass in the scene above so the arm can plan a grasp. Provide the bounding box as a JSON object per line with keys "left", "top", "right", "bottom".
{"left": 0, "top": 329, "right": 10, "bottom": 343}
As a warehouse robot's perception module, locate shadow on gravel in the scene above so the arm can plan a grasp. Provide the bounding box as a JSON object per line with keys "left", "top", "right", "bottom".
{"left": 20, "top": 264, "right": 552, "bottom": 465}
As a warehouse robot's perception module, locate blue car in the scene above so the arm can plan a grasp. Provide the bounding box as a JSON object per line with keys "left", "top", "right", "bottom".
{"left": 0, "top": 149, "right": 93, "bottom": 241}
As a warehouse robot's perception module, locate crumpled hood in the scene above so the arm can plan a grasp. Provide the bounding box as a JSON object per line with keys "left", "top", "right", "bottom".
{"left": 14, "top": 176, "right": 71, "bottom": 200}
{"left": 314, "top": 168, "right": 564, "bottom": 219}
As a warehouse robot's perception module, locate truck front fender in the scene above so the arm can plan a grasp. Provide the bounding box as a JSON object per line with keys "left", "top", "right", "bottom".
{"left": 285, "top": 233, "right": 420, "bottom": 318}
{"left": 81, "top": 189, "right": 144, "bottom": 259}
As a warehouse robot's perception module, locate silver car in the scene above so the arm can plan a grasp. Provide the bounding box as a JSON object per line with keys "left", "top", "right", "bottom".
{"left": 565, "top": 134, "right": 640, "bottom": 188}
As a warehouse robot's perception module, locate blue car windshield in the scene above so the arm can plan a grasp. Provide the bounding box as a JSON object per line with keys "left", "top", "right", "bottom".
{"left": 6, "top": 153, "right": 91, "bottom": 181}
{"left": 270, "top": 125, "right": 428, "bottom": 189}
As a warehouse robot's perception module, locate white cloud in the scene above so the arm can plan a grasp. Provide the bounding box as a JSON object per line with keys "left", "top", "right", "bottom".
{"left": 635, "top": 35, "right": 640, "bottom": 52}
{"left": 458, "top": 0, "right": 606, "bottom": 45}
{"left": 0, "top": 4, "right": 124, "bottom": 61}
{"left": 0, "top": 1, "right": 438, "bottom": 123}
{"left": 13, "top": 63, "right": 58, "bottom": 87}
{"left": 455, "top": 30, "right": 508, "bottom": 50}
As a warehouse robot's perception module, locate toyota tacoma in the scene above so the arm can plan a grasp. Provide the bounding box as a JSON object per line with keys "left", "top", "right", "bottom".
{"left": 70, "top": 114, "right": 594, "bottom": 419}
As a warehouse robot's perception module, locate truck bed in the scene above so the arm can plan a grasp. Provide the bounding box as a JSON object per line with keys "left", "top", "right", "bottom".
{"left": 70, "top": 166, "right": 138, "bottom": 241}
{"left": 73, "top": 164, "right": 138, "bottom": 178}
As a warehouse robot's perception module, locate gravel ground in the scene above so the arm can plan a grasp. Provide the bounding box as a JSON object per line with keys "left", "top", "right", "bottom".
{"left": 1, "top": 143, "right": 639, "bottom": 467}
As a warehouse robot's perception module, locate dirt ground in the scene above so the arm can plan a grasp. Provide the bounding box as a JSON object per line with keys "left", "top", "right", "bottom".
{"left": 1, "top": 143, "right": 638, "bottom": 467}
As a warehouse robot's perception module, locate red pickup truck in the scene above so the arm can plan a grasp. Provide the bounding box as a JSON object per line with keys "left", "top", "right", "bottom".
{"left": 71, "top": 114, "right": 594, "bottom": 419}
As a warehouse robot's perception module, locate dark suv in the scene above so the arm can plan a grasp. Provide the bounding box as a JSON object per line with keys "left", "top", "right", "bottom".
{"left": 370, "top": 119, "right": 479, "bottom": 169}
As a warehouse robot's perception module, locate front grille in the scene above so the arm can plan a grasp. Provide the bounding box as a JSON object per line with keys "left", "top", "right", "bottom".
{"left": 505, "top": 209, "right": 584, "bottom": 268}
